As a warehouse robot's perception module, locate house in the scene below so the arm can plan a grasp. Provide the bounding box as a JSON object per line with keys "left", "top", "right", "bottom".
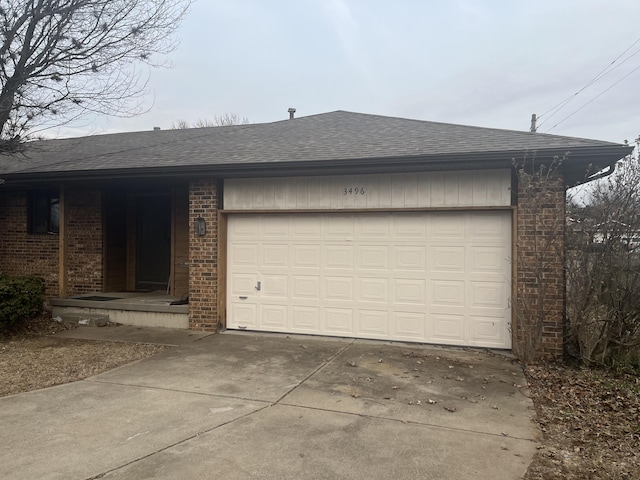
{"left": 0, "top": 111, "right": 632, "bottom": 358}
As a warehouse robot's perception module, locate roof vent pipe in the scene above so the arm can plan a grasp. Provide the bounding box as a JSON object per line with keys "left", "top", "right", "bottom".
{"left": 153, "top": 126, "right": 161, "bottom": 131}
{"left": 288, "top": 108, "right": 296, "bottom": 120}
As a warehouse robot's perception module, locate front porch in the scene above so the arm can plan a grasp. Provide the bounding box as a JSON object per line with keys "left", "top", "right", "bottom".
{"left": 51, "top": 291, "right": 189, "bottom": 329}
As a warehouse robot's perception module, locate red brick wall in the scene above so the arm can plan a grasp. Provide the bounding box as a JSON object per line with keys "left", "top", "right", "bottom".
{"left": 188, "top": 179, "right": 219, "bottom": 331}
{"left": 0, "top": 188, "right": 104, "bottom": 301}
{"left": 65, "top": 189, "right": 103, "bottom": 295}
{"left": 0, "top": 190, "right": 60, "bottom": 298}
{"left": 515, "top": 170, "right": 565, "bottom": 359}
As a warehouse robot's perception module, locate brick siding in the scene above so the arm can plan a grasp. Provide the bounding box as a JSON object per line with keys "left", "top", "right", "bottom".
{"left": 188, "top": 179, "right": 219, "bottom": 331}
{"left": 65, "top": 189, "right": 103, "bottom": 295}
{"left": 0, "top": 188, "right": 104, "bottom": 302}
{"left": 515, "top": 170, "right": 565, "bottom": 359}
{"left": 0, "top": 191, "right": 60, "bottom": 299}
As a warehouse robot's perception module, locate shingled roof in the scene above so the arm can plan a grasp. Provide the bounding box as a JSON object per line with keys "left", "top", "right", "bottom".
{"left": 0, "top": 110, "right": 632, "bottom": 185}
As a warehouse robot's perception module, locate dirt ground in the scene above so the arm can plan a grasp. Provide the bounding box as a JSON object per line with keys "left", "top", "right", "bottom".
{"left": 1, "top": 316, "right": 639, "bottom": 478}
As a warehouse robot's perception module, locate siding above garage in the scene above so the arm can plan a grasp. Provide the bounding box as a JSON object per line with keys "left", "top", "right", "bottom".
{"left": 224, "top": 170, "right": 512, "bottom": 211}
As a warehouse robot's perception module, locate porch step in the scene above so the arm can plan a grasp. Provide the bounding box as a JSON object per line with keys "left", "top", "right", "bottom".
{"left": 52, "top": 312, "right": 109, "bottom": 327}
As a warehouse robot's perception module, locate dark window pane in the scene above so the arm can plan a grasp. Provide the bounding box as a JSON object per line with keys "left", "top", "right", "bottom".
{"left": 49, "top": 200, "right": 60, "bottom": 233}
{"left": 30, "top": 196, "right": 49, "bottom": 233}
{"left": 28, "top": 191, "right": 60, "bottom": 234}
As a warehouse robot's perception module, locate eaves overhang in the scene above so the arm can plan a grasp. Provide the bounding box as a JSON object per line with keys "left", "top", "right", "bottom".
{"left": 0, "top": 144, "right": 632, "bottom": 188}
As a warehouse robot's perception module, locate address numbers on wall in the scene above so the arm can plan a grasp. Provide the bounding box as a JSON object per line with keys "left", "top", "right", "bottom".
{"left": 343, "top": 187, "right": 365, "bottom": 195}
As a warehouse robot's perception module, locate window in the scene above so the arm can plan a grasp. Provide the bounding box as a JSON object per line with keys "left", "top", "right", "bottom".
{"left": 28, "top": 191, "right": 60, "bottom": 234}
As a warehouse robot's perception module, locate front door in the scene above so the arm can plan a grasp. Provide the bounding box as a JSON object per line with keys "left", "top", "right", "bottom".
{"left": 136, "top": 195, "right": 171, "bottom": 290}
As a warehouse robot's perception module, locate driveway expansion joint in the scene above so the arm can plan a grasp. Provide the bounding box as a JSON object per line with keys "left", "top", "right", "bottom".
{"left": 84, "top": 378, "right": 272, "bottom": 404}
{"left": 274, "top": 402, "right": 537, "bottom": 442}
{"left": 86, "top": 403, "right": 272, "bottom": 480}
{"left": 273, "top": 338, "right": 356, "bottom": 404}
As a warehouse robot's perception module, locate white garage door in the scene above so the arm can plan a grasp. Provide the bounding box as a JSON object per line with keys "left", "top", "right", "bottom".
{"left": 226, "top": 212, "right": 512, "bottom": 348}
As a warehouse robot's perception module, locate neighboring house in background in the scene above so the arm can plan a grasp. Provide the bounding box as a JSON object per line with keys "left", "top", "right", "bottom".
{"left": 0, "top": 111, "right": 632, "bottom": 358}
{"left": 567, "top": 217, "right": 640, "bottom": 252}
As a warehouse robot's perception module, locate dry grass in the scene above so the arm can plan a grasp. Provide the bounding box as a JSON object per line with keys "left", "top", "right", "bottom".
{"left": 0, "top": 316, "right": 168, "bottom": 398}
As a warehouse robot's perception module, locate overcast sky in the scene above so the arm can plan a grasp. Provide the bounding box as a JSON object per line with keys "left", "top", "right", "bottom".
{"left": 55, "top": 0, "right": 640, "bottom": 145}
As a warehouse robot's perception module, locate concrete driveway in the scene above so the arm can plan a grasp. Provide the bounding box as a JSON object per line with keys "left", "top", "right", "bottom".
{"left": 0, "top": 331, "right": 538, "bottom": 479}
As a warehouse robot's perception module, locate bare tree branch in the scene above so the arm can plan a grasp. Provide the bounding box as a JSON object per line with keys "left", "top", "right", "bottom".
{"left": 171, "top": 114, "right": 250, "bottom": 129}
{"left": 566, "top": 137, "right": 640, "bottom": 367}
{"left": 0, "top": 0, "right": 191, "bottom": 152}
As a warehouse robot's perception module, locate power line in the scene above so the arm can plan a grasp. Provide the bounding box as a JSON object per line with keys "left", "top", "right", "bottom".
{"left": 545, "top": 62, "right": 640, "bottom": 132}
{"left": 537, "top": 35, "right": 640, "bottom": 128}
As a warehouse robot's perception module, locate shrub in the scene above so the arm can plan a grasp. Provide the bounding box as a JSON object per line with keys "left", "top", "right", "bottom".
{"left": 566, "top": 137, "right": 640, "bottom": 369}
{"left": 0, "top": 275, "right": 45, "bottom": 331}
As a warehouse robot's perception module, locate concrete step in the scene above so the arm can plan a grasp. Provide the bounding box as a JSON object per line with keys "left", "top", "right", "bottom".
{"left": 52, "top": 312, "right": 109, "bottom": 327}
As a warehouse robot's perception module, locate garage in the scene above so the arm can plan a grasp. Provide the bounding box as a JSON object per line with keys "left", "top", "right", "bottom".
{"left": 226, "top": 210, "right": 512, "bottom": 348}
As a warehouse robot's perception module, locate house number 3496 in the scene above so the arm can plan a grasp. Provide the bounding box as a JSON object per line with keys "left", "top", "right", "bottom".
{"left": 343, "top": 187, "right": 365, "bottom": 195}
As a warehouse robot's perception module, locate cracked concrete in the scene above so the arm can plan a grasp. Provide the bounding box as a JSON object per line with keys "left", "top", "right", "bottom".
{"left": 0, "top": 331, "right": 538, "bottom": 479}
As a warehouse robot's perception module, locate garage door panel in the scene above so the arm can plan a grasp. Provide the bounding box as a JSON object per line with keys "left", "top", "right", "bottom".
{"left": 468, "top": 315, "right": 507, "bottom": 346}
{"left": 469, "top": 213, "right": 509, "bottom": 240}
{"left": 228, "top": 215, "right": 260, "bottom": 237}
{"left": 262, "top": 244, "right": 289, "bottom": 268}
{"left": 227, "top": 212, "right": 511, "bottom": 349}
{"left": 229, "top": 274, "right": 259, "bottom": 296}
{"left": 393, "top": 279, "right": 427, "bottom": 305}
{"left": 357, "top": 277, "right": 390, "bottom": 303}
{"left": 262, "top": 275, "right": 288, "bottom": 298}
{"left": 291, "top": 306, "right": 321, "bottom": 331}
{"left": 356, "top": 310, "right": 389, "bottom": 338}
{"left": 431, "top": 280, "right": 465, "bottom": 306}
{"left": 392, "top": 312, "right": 427, "bottom": 340}
{"left": 468, "top": 247, "right": 507, "bottom": 273}
{"left": 431, "top": 313, "right": 465, "bottom": 343}
{"left": 392, "top": 214, "right": 427, "bottom": 239}
{"left": 392, "top": 246, "right": 426, "bottom": 272}
{"left": 325, "top": 277, "right": 355, "bottom": 301}
{"left": 357, "top": 246, "right": 389, "bottom": 270}
{"left": 430, "top": 246, "right": 465, "bottom": 272}
{"left": 229, "top": 244, "right": 258, "bottom": 267}
{"left": 324, "top": 216, "right": 354, "bottom": 238}
{"left": 325, "top": 245, "right": 355, "bottom": 269}
{"left": 430, "top": 215, "right": 466, "bottom": 238}
{"left": 292, "top": 245, "right": 321, "bottom": 268}
{"left": 324, "top": 308, "right": 354, "bottom": 334}
{"left": 260, "top": 216, "right": 290, "bottom": 237}
{"left": 356, "top": 215, "right": 389, "bottom": 239}
{"left": 259, "top": 305, "right": 288, "bottom": 330}
{"left": 291, "top": 216, "right": 322, "bottom": 237}
{"left": 469, "top": 281, "right": 507, "bottom": 308}
{"left": 292, "top": 276, "right": 320, "bottom": 300}
{"left": 230, "top": 303, "right": 257, "bottom": 328}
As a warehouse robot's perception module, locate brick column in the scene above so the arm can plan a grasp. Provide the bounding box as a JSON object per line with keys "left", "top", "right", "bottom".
{"left": 65, "top": 189, "right": 103, "bottom": 295}
{"left": 515, "top": 171, "right": 565, "bottom": 359}
{"left": 188, "top": 179, "right": 219, "bottom": 331}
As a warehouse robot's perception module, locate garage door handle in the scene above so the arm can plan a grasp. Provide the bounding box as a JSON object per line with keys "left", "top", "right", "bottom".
{"left": 239, "top": 296, "right": 248, "bottom": 300}
{"left": 255, "top": 281, "right": 261, "bottom": 291}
